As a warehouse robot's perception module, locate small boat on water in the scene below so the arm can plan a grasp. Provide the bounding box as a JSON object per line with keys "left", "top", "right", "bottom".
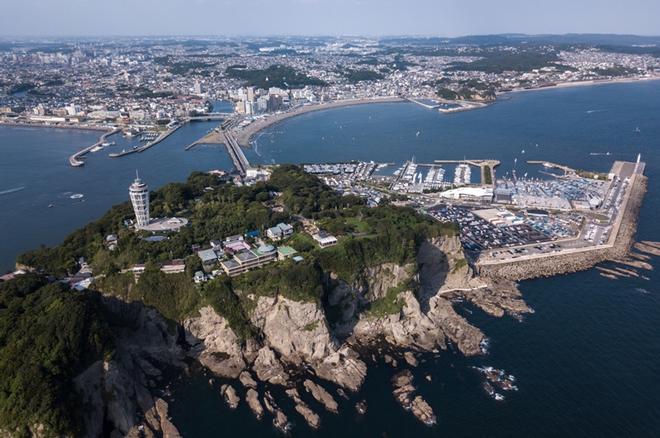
{"left": 70, "top": 193, "right": 84, "bottom": 199}
{"left": 48, "top": 204, "right": 54, "bottom": 208}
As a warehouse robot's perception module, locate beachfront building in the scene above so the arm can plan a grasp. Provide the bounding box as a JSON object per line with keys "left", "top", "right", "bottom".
{"left": 129, "top": 173, "right": 150, "bottom": 228}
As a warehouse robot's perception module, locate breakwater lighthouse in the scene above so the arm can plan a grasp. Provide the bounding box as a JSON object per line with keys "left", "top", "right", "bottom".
{"left": 129, "top": 171, "right": 150, "bottom": 229}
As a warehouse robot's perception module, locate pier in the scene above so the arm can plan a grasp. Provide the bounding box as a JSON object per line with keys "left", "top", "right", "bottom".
{"left": 68, "top": 128, "right": 121, "bottom": 167}
{"left": 433, "top": 159, "right": 500, "bottom": 185}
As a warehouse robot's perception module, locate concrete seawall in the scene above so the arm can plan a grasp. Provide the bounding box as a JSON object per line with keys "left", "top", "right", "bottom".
{"left": 477, "top": 175, "right": 648, "bottom": 281}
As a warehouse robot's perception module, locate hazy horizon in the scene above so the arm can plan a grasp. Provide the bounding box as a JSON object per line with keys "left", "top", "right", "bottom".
{"left": 1, "top": 0, "right": 659, "bottom": 38}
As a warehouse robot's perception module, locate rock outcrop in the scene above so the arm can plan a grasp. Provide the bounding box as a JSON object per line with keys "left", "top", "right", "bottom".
{"left": 391, "top": 370, "right": 436, "bottom": 426}
{"left": 253, "top": 346, "right": 289, "bottom": 385}
{"left": 175, "top": 234, "right": 534, "bottom": 432}
{"left": 246, "top": 388, "right": 265, "bottom": 420}
{"left": 250, "top": 294, "right": 367, "bottom": 391}
{"left": 184, "top": 306, "right": 246, "bottom": 378}
{"left": 286, "top": 388, "right": 321, "bottom": 429}
{"left": 220, "top": 384, "right": 240, "bottom": 409}
{"left": 264, "top": 391, "right": 290, "bottom": 433}
{"left": 303, "top": 379, "right": 339, "bottom": 413}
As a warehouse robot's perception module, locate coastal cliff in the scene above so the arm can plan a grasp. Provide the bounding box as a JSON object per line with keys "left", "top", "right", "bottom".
{"left": 179, "top": 235, "right": 531, "bottom": 429}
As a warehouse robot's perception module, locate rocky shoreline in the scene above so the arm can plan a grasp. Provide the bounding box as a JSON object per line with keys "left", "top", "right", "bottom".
{"left": 172, "top": 235, "right": 533, "bottom": 431}
{"left": 78, "top": 198, "right": 651, "bottom": 435}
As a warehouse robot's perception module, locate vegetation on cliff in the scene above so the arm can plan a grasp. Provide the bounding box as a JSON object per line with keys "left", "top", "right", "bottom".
{"left": 0, "top": 275, "right": 113, "bottom": 437}
{"left": 17, "top": 166, "right": 457, "bottom": 336}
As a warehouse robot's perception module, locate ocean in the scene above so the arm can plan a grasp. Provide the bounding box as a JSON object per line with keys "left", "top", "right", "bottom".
{"left": 1, "top": 83, "right": 658, "bottom": 436}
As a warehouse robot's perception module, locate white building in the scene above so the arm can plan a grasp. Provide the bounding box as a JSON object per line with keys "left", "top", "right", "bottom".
{"left": 129, "top": 173, "right": 150, "bottom": 228}
{"left": 312, "top": 230, "right": 338, "bottom": 248}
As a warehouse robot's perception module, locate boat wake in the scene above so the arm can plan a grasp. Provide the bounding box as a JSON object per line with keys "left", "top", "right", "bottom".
{"left": 0, "top": 186, "right": 26, "bottom": 196}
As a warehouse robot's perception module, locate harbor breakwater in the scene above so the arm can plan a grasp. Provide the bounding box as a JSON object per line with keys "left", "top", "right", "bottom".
{"left": 477, "top": 175, "right": 648, "bottom": 281}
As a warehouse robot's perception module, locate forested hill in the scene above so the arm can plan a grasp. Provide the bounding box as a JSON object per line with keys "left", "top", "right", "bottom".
{"left": 0, "top": 275, "right": 113, "bottom": 436}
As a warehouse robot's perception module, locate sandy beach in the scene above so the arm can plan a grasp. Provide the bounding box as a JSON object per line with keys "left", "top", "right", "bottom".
{"left": 232, "top": 75, "right": 660, "bottom": 148}
{"left": 503, "top": 75, "right": 660, "bottom": 95}
{"left": 233, "top": 96, "right": 404, "bottom": 147}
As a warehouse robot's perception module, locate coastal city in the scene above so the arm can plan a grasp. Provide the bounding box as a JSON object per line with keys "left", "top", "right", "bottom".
{"left": 1, "top": 36, "right": 659, "bottom": 141}
{"left": 0, "top": 28, "right": 659, "bottom": 438}
{"left": 0, "top": 35, "right": 654, "bottom": 299}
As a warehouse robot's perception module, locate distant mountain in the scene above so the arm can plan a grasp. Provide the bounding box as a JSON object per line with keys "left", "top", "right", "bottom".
{"left": 380, "top": 33, "right": 660, "bottom": 47}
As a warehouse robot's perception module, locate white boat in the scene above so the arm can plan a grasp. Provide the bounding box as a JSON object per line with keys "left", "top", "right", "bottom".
{"left": 70, "top": 193, "right": 84, "bottom": 199}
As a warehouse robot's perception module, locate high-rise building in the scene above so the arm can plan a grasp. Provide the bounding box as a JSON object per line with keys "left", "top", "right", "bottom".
{"left": 129, "top": 172, "right": 150, "bottom": 228}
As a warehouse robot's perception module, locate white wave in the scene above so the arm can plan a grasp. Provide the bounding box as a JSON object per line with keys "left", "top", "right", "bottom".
{"left": 0, "top": 186, "right": 25, "bottom": 196}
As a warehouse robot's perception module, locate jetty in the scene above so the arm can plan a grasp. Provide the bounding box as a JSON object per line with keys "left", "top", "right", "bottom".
{"left": 526, "top": 160, "right": 576, "bottom": 176}
{"left": 68, "top": 128, "right": 121, "bottom": 167}
{"left": 108, "top": 124, "right": 182, "bottom": 158}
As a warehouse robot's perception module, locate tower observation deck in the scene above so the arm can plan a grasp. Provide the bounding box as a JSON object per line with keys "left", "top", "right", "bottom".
{"left": 129, "top": 172, "right": 150, "bottom": 229}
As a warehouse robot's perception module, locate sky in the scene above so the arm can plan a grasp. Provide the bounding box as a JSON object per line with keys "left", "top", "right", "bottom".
{"left": 0, "top": 0, "right": 659, "bottom": 37}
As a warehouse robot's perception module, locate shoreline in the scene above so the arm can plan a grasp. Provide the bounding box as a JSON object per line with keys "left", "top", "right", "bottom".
{"left": 0, "top": 120, "right": 110, "bottom": 132}
{"left": 502, "top": 75, "right": 660, "bottom": 96}
{"left": 236, "top": 75, "right": 660, "bottom": 149}
{"left": 233, "top": 96, "right": 404, "bottom": 147}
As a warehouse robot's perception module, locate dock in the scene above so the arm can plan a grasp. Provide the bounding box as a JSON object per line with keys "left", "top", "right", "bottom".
{"left": 68, "top": 128, "right": 121, "bottom": 167}
{"left": 433, "top": 159, "right": 500, "bottom": 185}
